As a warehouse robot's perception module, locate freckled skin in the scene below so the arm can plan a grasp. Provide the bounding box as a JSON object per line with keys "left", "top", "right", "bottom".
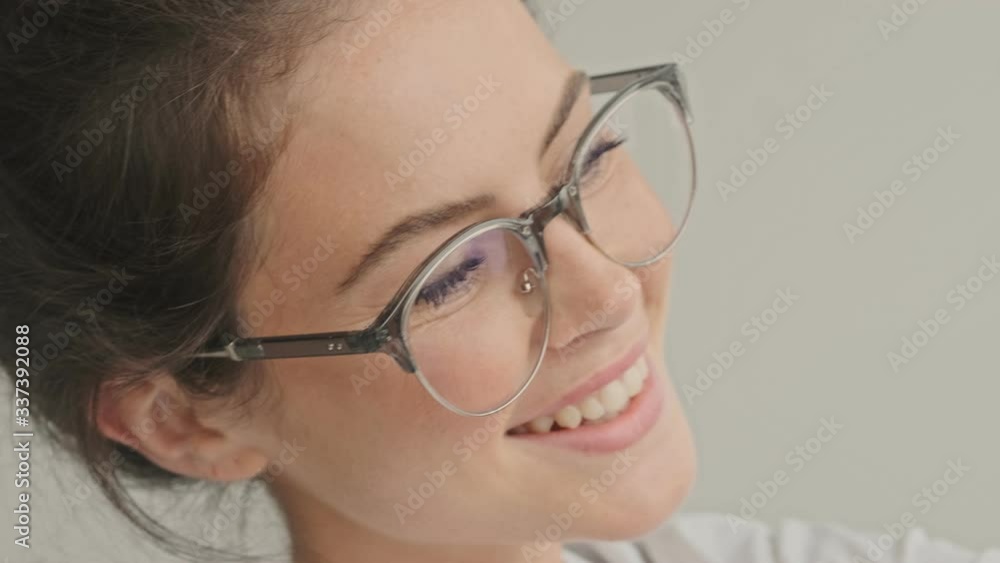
{"left": 202, "top": 2, "right": 696, "bottom": 562}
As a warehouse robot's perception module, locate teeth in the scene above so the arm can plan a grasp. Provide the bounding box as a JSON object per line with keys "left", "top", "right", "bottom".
{"left": 529, "top": 416, "right": 555, "bottom": 433}
{"left": 598, "top": 380, "right": 629, "bottom": 414}
{"left": 623, "top": 360, "right": 647, "bottom": 397}
{"left": 510, "top": 356, "right": 650, "bottom": 435}
{"left": 554, "top": 405, "right": 583, "bottom": 429}
{"left": 579, "top": 397, "right": 606, "bottom": 421}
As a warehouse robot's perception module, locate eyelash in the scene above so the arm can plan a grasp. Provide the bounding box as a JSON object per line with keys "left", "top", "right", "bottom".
{"left": 579, "top": 136, "right": 626, "bottom": 186}
{"left": 416, "top": 255, "right": 486, "bottom": 307}
{"left": 585, "top": 136, "right": 626, "bottom": 169}
{"left": 548, "top": 135, "right": 627, "bottom": 197}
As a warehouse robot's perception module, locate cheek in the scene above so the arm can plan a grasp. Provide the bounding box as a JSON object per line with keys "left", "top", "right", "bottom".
{"left": 639, "top": 256, "right": 672, "bottom": 325}
{"left": 268, "top": 355, "right": 438, "bottom": 487}
{"left": 266, "top": 354, "right": 517, "bottom": 538}
{"left": 405, "top": 305, "right": 539, "bottom": 413}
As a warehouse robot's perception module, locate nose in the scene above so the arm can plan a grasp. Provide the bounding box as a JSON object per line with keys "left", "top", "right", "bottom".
{"left": 541, "top": 216, "right": 641, "bottom": 355}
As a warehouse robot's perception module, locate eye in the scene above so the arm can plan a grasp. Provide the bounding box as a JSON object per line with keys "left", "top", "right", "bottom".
{"left": 578, "top": 135, "right": 627, "bottom": 193}
{"left": 415, "top": 255, "right": 486, "bottom": 308}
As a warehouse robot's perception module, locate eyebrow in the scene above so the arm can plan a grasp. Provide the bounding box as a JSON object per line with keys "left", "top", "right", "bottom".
{"left": 337, "top": 194, "right": 496, "bottom": 292}
{"left": 338, "top": 70, "right": 588, "bottom": 293}
{"left": 540, "top": 70, "right": 588, "bottom": 158}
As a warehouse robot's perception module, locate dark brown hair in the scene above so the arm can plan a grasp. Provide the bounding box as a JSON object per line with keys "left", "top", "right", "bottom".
{"left": 0, "top": 0, "right": 341, "bottom": 557}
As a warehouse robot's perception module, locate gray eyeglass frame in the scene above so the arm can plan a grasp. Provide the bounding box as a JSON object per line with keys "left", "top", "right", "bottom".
{"left": 194, "top": 63, "right": 695, "bottom": 413}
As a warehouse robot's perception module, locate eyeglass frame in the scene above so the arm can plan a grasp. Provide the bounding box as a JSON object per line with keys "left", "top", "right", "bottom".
{"left": 194, "top": 63, "right": 696, "bottom": 415}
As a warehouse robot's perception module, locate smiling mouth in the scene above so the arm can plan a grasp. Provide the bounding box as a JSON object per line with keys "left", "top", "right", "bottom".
{"left": 506, "top": 354, "right": 649, "bottom": 435}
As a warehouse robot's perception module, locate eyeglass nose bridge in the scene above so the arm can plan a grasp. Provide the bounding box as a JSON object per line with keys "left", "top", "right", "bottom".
{"left": 519, "top": 181, "right": 590, "bottom": 274}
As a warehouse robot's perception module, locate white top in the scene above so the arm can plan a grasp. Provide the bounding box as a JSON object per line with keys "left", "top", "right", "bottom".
{"left": 563, "top": 513, "right": 1000, "bottom": 563}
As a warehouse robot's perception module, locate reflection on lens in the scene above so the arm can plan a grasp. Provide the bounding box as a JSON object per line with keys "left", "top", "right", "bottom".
{"left": 574, "top": 86, "right": 694, "bottom": 265}
{"left": 404, "top": 226, "right": 547, "bottom": 415}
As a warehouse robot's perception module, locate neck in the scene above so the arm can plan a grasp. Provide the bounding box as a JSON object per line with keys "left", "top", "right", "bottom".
{"left": 271, "top": 481, "right": 566, "bottom": 563}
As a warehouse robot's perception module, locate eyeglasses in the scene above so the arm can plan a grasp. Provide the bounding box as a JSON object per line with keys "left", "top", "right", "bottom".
{"left": 195, "top": 63, "right": 697, "bottom": 417}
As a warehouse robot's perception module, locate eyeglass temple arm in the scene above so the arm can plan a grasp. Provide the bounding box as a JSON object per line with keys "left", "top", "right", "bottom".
{"left": 193, "top": 327, "right": 388, "bottom": 361}
{"left": 590, "top": 65, "right": 666, "bottom": 95}
{"left": 589, "top": 64, "right": 693, "bottom": 123}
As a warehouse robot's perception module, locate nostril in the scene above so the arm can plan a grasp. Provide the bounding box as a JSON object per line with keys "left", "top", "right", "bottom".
{"left": 565, "top": 332, "right": 587, "bottom": 352}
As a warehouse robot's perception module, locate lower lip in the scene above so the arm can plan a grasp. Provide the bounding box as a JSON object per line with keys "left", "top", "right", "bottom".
{"left": 505, "top": 356, "right": 665, "bottom": 454}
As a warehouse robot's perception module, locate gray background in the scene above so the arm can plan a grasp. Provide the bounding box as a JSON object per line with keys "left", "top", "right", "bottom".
{"left": 3, "top": 0, "right": 999, "bottom": 560}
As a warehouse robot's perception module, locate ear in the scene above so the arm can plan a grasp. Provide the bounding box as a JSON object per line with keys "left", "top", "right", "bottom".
{"left": 95, "top": 375, "right": 271, "bottom": 482}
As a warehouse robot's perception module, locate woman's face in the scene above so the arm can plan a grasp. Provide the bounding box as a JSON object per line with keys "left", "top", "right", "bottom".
{"left": 241, "top": 0, "right": 695, "bottom": 549}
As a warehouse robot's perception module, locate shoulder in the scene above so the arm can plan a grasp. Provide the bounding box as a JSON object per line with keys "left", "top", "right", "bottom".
{"left": 649, "top": 512, "right": 1000, "bottom": 563}
{"left": 565, "top": 512, "right": 1000, "bottom": 563}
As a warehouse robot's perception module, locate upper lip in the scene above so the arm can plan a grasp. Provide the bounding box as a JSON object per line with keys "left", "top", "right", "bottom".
{"left": 505, "top": 335, "right": 649, "bottom": 431}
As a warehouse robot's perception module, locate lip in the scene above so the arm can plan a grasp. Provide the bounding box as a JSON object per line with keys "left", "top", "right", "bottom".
{"left": 505, "top": 337, "right": 649, "bottom": 431}
{"left": 506, "top": 356, "right": 664, "bottom": 454}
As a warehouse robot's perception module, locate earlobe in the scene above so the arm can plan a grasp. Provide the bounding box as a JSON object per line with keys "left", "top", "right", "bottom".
{"left": 95, "top": 376, "right": 271, "bottom": 482}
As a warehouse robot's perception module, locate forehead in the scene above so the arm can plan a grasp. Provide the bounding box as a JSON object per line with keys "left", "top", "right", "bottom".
{"left": 289, "top": 1, "right": 566, "bottom": 165}
{"left": 250, "top": 0, "right": 574, "bottom": 312}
